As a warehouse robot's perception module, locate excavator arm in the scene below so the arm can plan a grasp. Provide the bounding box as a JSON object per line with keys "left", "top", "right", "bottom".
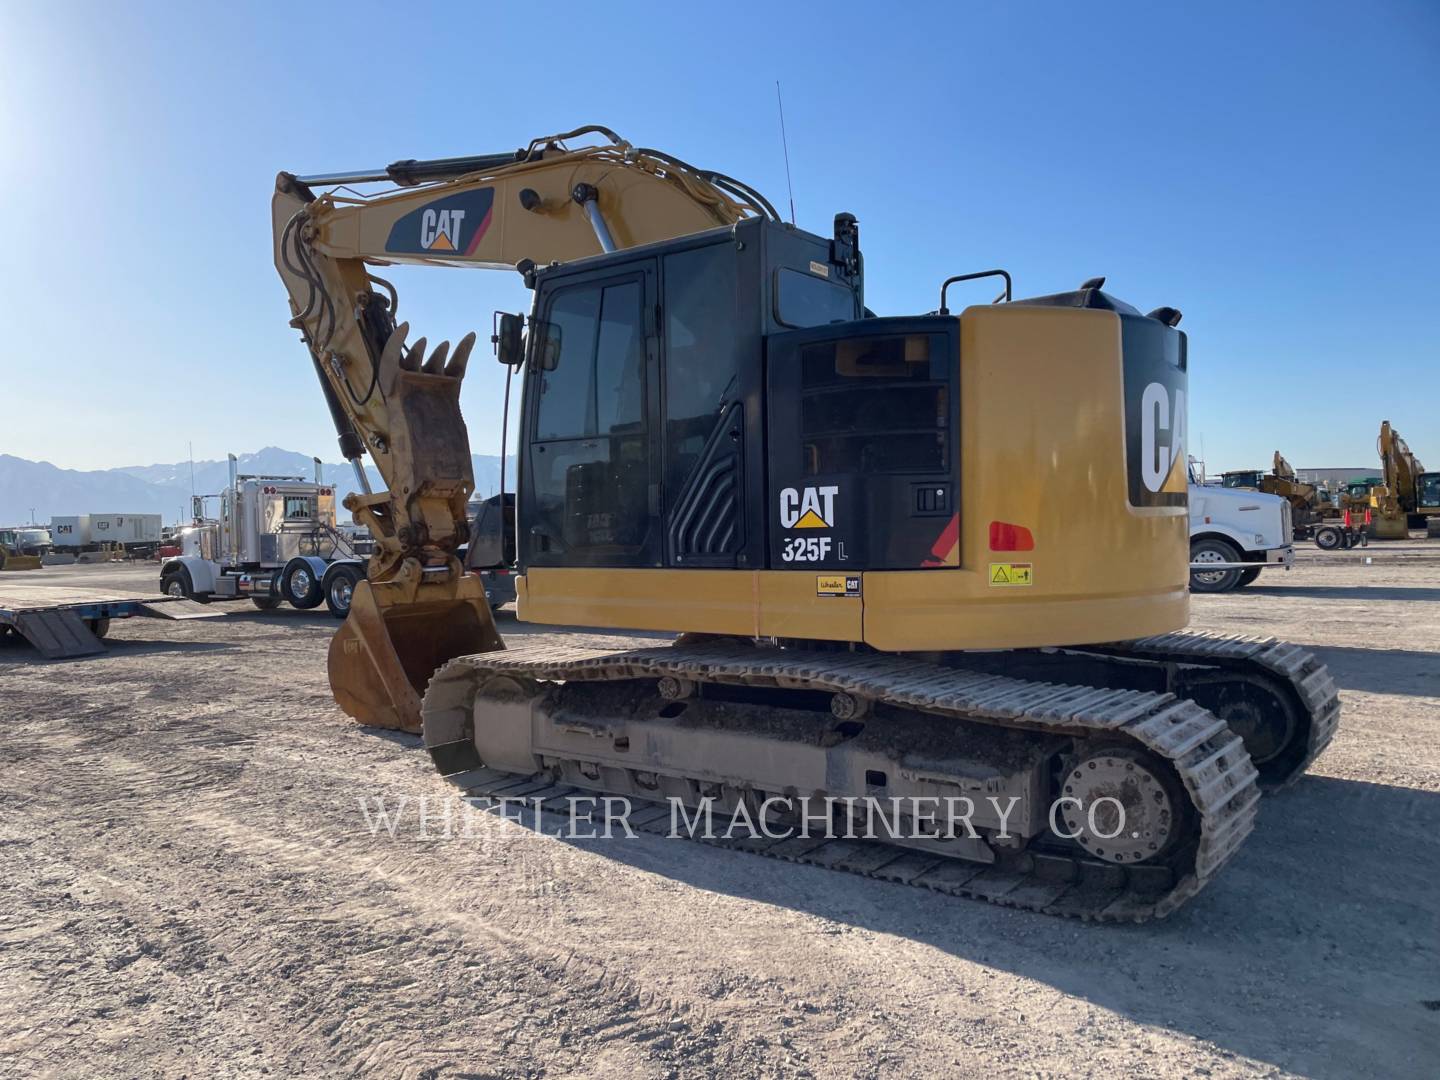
{"left": 1377, "top": 421, "right": 1424, "bottom": 513}
{"left": 1369, "top": 421, "right": 1426, "bottom": 536}
{"left": 270, "top": 126, "right": 771, "bottom": 730}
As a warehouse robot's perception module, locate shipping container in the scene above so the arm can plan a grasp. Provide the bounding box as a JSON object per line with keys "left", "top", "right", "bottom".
{"left": 89, "top": 514, "right": 163, "bottom": 546}
{"left": 50, "top": 515, "right": 92, "bottom": 549}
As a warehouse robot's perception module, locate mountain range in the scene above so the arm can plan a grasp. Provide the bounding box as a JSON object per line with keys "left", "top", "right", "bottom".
{"left": 0, "top": 448, "right": 513, "bottom": 526}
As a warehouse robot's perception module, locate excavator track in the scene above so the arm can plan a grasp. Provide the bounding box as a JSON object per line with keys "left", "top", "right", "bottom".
{"left": 1094, "top": 630, "right": 1341, "bottom": 788}
{"left": 424, "top": 639, "right": 1261, "bottom": 921}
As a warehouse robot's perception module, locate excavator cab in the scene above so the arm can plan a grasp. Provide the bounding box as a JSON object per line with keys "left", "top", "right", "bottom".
{"left": 505, "top": 214, "right": 1193, "bottom": 652}
{"left": 511, "top": 215, "right": 864, "bottom": 585}
{"left": 1419, "top": 472, "right": 1440, "bottom": 511}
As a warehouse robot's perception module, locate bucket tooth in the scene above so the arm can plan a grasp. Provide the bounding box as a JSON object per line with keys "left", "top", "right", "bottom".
{"left": 422, "top": 340, "right": 449, "bottom": 374}
{"left": 445, "top": 332, "right": 476, "bottom": 378}
{"left": 401, "top": 336, "right": 427, "bottom": 373}
{"left": 380, "top": 321, "right": 410, "bottom": 372}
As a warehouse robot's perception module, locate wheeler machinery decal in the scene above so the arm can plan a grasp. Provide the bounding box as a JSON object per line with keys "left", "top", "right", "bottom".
{"left": 816, "top": 574, "right": 861, "bottom": 597}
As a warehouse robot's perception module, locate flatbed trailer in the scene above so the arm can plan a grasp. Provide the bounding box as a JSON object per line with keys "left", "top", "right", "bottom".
{"left": 0, "top": 585, "right": 220, "bottom": 659}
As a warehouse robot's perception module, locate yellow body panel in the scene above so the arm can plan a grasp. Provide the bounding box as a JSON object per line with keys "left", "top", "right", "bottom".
{"left": 518, "top": 568, "right": 863, "bottom": 641}
{"left": 866, "top": 305, "right": 1188, "bottom": 649}
{"left": 517, "top": 305, "right": 1188, "bottom": 651}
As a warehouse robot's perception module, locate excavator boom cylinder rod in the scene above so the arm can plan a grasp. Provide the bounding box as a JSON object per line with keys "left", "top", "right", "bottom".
{"left": 295, "top": 150, "right": 526, "bottom": 188}
{"left": 576, "top": 186, "right": 618, "bottom": 252}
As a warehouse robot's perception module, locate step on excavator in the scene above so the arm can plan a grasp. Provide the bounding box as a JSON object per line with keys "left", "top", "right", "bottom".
{"left": 272, "top": 126, "right": 1339, "bottom": 920}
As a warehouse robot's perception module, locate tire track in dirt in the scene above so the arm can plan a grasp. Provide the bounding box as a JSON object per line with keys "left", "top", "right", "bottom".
{"left": 1, "top": 678, "right": 800, "bottom": 1079}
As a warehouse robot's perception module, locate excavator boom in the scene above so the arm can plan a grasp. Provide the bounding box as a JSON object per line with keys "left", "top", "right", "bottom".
{"left": 272, "top": 127, "right": 773, "bottom": 731}
{"left": 1372, "top": 420, "right": 1431, "bottom": 538}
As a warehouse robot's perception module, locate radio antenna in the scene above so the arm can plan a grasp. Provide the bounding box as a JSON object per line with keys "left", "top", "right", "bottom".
{"left": 775, "top": 80, "right": 797, "bottom": 225}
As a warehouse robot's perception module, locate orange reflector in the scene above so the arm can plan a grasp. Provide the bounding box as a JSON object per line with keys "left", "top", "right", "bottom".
{"left": 989, "top": 521, "right": 1035, "bottom": 552}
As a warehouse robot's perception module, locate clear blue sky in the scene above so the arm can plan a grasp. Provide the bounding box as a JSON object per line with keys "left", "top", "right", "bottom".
{"left": 2, "top": 1, "right": 1435, "bottom": 472}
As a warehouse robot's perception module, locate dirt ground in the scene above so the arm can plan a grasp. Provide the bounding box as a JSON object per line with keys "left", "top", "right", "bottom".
{"left": 2, "top": 548, "right": 1437, "bottom": 1079}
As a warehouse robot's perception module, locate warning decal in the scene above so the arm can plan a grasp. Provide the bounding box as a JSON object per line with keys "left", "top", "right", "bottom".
{"left": 988, "top": 562, "right": 1033, "bottom": 587}
{"left": 817, "top": 574, "right": 861, "bottom": 598}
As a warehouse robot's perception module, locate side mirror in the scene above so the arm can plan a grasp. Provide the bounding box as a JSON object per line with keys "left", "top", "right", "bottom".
{"left": 532, "top": 320, "right": 562, "bottom": 371}
{"left": 492, "top": 312, "right": 523, "bottom": 366}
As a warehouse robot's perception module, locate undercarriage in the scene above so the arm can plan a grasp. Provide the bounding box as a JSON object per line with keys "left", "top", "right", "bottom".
{"left": 421, "top": 630, "right": 1336, "bottom": 921}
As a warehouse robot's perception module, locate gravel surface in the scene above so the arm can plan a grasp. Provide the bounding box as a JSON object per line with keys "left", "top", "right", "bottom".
{"left": 1, "top": 549, "right": 1436, "bottom": 1079}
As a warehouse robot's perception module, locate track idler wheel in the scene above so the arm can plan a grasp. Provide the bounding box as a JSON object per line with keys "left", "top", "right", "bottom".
{"left": 1058, "top": 747, "right": 1184, "bottom": 865}
{"left": 1178, "top": 671, "right": 1300, "bottom": 780}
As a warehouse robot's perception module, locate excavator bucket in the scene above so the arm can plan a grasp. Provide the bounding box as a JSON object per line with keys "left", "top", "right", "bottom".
{"left": 328, "top": 575, "right": 503, "bottom": 733}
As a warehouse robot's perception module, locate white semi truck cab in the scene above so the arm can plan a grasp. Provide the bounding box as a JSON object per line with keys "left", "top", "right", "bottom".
{"left": 1189, "top": 482, "right": 1294, "bottom": 593}
{"left": 160, "top": 455, "right": 366, "bottom": 617}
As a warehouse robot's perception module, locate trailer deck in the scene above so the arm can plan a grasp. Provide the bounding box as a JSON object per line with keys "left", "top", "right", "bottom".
{"left": 0, "top": 584, "right": 220, "bottom": 659}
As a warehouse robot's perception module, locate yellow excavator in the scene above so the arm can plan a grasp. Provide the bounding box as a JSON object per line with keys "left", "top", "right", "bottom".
{"left": 272, "top": 126, "right": 1339, "bottom": 920}
{"left": 1370, "top": 421, "right": 1440, "bottom": 539}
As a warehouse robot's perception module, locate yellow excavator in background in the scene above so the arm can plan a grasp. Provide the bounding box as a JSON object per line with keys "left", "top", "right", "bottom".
{"left": 1370, "top": 421, "right": 1440, "bottom": 539}
{"left": 272, "top": 126, "right": 1340, "bottom": 920}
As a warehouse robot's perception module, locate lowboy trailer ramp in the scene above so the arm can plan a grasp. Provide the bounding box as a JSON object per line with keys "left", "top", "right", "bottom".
{"left": 0, "top": 585, "right": 220, "bottom": 659}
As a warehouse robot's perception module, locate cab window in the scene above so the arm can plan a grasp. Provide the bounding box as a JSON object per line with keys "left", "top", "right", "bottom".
{"left": 799, "top": 332, "right": 949, "bottom": 474}
{"left": 536, "top": 281, "right": 645, "bottom": 440}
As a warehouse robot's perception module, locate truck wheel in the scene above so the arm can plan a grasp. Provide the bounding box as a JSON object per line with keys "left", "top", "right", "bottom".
{"left": 325, "top": 566, "right": 363, "bottom": 619}
{"left": 1190, "top": 539, "right": 1243, "bottom": 593}
{"left": 1313, "top": 525, "right": 1342, "bottom": 550}
{"left": 160, "top": 566, "right": 207, "bottom": 602}
{"left": 1236, "top": 567, "right": 1262, "bottom": 588}
{"left": 251, "top": 596, "right": 283, "bottom": 611}
{"left": 85, "top": 617, "right": 111, "bottom": 639}
{"left": 282, "top": 560, "right": 324, "bottom": 609}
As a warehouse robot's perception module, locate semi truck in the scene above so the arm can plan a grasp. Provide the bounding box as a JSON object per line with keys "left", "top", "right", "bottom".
{"left": 159, "top": 455, "right": 367, "bottom": 617}
{"left": 1189, "top": 481, "right": 1295, "bottom": 593}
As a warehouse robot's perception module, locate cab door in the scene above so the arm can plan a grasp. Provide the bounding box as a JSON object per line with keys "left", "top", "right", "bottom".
{"left": 521, "top": 262, "right": 661, "bottom": 569}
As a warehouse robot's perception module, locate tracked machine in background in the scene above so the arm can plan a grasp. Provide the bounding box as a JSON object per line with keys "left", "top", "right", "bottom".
{"left": 1370, "top": 421, "right": 1440, "bottom": 539}
{"left": 1222, "top": 453, "right": 1368, "bottom": 549}
{"left": 1222, "top": 452, "right": 1321, "bottom": 532}
{"left": 272, "top": 126, "right": 1339, "bottom": 920}
{"left": 0, "top": 540, "right": 43, "bottom": 572}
